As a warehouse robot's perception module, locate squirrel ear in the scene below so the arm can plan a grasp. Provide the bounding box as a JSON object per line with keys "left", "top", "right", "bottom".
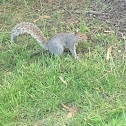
{"left": 74, "top": 29, "right": 79, "bottom": 35}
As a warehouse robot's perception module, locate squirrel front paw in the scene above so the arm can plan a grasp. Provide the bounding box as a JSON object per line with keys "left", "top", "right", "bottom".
{"left": 75, "top": 55, "right": 79, "bottom": 59}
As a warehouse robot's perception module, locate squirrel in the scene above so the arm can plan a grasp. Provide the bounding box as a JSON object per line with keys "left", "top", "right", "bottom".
{"left": 11, "top": 22, "right": 87, "bottom": 59}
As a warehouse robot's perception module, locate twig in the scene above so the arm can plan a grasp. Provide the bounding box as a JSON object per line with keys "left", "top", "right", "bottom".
{"left": 61, "top": 103, "right": 71, "bottom": 111}
{"left": 86, "top": 10, "right": 102, "bottom": 15}
{"left": 67, "top": 10, "right": 102, "bottom": 15}
{"left": 59, "top": 76, "right": 67, "bottom": 85}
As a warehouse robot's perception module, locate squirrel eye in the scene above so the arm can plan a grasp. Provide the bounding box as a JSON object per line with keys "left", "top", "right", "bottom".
{"left": 74, "top": 29, "right": 79, "bottom": 35}
{"left": 74, "top": 31, "right": 78, "bottom": 35}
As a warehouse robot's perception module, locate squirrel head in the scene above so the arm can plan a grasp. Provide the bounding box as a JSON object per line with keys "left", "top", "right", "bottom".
{"left": 74, "top": 29, "right": 87, "bottom": 41}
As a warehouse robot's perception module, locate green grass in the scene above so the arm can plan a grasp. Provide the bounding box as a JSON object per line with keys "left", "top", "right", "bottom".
{"left": 0, "top": 33, "right": 126, "bottom": 125}
{"left": 0, "top": 0, "right": 126, "bottom": 126}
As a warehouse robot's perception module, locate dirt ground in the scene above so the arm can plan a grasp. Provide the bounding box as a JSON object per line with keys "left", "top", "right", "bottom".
{"left": 84, "top": 0, "right": 126, "bottom": 36}
{"left": 45, "top": 0, "right": 126, "bottom": 35}
{"left": 1, "top": 0, "right": 126, "bottom": 35}
{"left": 99, "top": 0, "right": 126, "bottom": 34}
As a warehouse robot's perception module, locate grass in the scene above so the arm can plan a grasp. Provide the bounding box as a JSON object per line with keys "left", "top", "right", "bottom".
{"left": 0, "top": 0, "right": 126, "bottom": 126}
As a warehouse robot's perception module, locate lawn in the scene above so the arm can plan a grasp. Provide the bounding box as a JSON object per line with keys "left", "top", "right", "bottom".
{"left": 0, "top": 0, "right": 126, "bottom": 126}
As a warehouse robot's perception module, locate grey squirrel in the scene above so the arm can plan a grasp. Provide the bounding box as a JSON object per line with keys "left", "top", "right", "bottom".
{"left": 11, "top": 22, "right": 87, "bottom": 59}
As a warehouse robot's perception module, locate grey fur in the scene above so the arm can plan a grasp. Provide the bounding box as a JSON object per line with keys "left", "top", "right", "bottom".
{"left": 11, "top": 22, "right": 87, "bottom": 59}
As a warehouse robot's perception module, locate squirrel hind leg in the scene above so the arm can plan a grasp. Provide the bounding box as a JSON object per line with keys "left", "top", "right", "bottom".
{"left": 11, "top": 29, "right": 21, "bottom": 42}
{"left": 48, "top": 43, "right": 64, "bottom": 56}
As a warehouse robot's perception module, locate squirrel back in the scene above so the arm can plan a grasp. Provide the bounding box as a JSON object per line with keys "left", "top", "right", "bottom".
{"left": 11, "top": 22, "right": 48, "bottom": 49}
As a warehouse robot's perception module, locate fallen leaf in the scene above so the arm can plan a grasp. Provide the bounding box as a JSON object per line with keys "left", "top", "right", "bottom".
{"left": 106, "top": 46, "right": 112, "bottom": 61}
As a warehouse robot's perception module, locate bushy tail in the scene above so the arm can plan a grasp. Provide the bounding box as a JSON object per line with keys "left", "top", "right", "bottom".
{"left": 11, "top": 22, "right": 48, "bottom": 49}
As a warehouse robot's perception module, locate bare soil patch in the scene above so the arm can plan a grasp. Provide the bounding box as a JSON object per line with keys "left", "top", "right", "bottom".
{"left": 42, "top": 0, "right": 126, "bottom": 36}
{"left": 88, "top": 0, "right": 126, "bottom": 34}
{"left": 102, "top": 0, "right": 126, "bottom": 34}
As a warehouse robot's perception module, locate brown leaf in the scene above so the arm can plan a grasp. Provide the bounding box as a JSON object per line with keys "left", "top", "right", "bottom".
{"left": 106, "top": 46, "right": 112, "bottom": 61}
